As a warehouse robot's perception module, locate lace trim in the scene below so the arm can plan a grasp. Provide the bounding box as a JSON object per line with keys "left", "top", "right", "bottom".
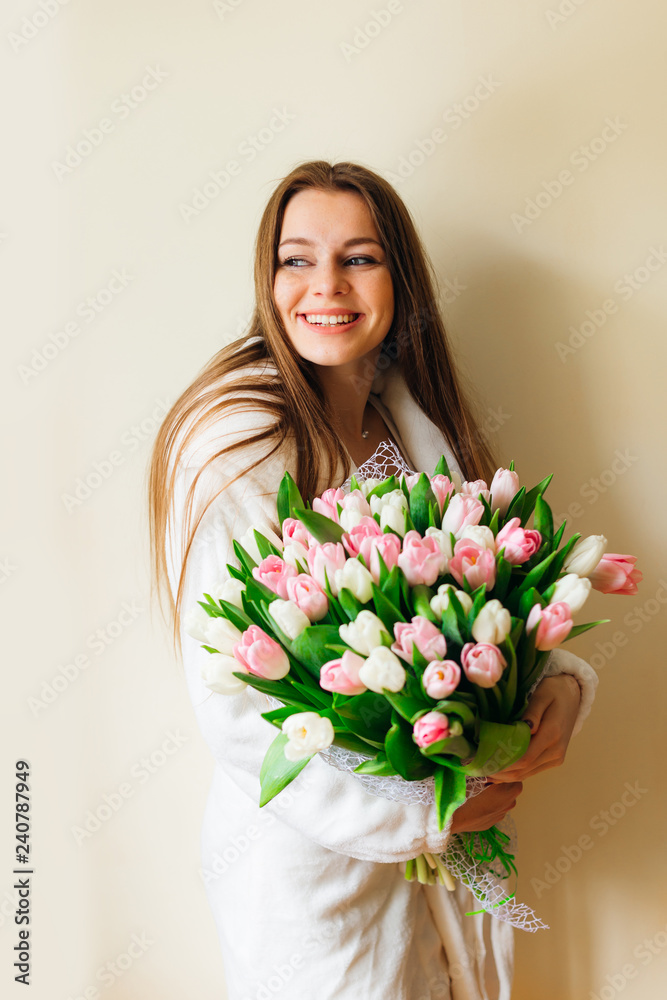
{"left": 341, "top": 438, "right": 416, "bottom": 491}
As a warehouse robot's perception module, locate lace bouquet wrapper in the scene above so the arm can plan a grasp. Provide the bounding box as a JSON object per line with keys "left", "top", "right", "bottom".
{"left": 185, "top": 454, "right": 642, "bottom": 930}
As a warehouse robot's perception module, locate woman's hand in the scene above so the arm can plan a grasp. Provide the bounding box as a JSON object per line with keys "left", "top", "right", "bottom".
{"left": 489, "top": 674, "right": 582, "bottom": 784}
{"left": 450, "top": 780, "right": 524, "bottom": 834}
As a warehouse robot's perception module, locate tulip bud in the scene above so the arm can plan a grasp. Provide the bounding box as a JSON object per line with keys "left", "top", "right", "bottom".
{"left": 282, "top": 712, "right": 335, "bottom": 761}
{"left": 563, "top": 535, "right": 608, "bottom": 577}
{"left": 201, "top": 653, "right": 248, "bottom": 695}
{"left": 334, "top": 558, "right": 374, "bottom": 604}
{"left": 267, "top": 598, "right": 310, "bottom": 640}
{"left": 489, "top": 468, "right": 520, "bottom": 518}
{"left": 471, "top": 600, "right": 512, "bottom": 645}
{"left": 549, "top": 573, "right": 592, "bottom": 614}
{"left": 339, "top": 610, "right": 391, "bottom": 655}
{"left": 358, "top": 646, "right": 407, "bottom": 693}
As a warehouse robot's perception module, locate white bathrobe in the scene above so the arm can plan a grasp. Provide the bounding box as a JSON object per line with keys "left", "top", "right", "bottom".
{"left": 165, "top": 341, "right": 598, "bottom": 1000}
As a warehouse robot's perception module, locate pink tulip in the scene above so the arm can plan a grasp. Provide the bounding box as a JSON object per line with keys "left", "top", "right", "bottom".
{"left": 252, "top": 555, "right": 297, "bottom": 599}
{"left": 397, "top": 530, "right": 444, "bottom": 587}
{"left": 319, "top": 650, "right": 367, "bottom": 695}
{"left": 313, "top": 487, "right": 346, "bottom": 523}
{"left": 361, "top": 532, "right": 402, "bottom": 584}
{"left": 490, "top": 468, "right": 520, "bottom": 517}
{"left": 461, "top": 479, "right": 491, "bottom": 503}
{"left": 339, "top": 489, "right": 372, "bottom": 518}
{"left": 588, "top": 553, "right": 642, "bottom": 596}
{"left": 431, "top": 475, "right": 456, "bottom": 514}
{"left": 282, "top": 517, "right": 312, "bottom": 549}
{"left": 413, "top": 711, "right": 450, "bottom": 748}
{"left": 448, "top": 540, "right": 497, "bottom": 592}
{"left": 342, "top": 516, "right": 383, "bottom": 558}
{"left": 495, "top": 517, "right": 542, "bottom": 565}
{"left": 392, "top": 616, "right": 447, "bottom": 664}
{"left": 441, "top": 494, "right": 485, "bottom": 538}
{"left": 306, "top": 542, "right": 347, "bottom": 595}
{"left": 233, "top": 624, "right": 290, "bottom": 680}
{"left": 285, "top": 574, "right": 329, "bottom": 622}
{"left": 461, "top": 642, "right": 507, "bottom": 688}
{"left": 422, "top": 660, "right": 461, "bottom": 699}
{"left": 403, "top": 473, "right": 421, "bottom": 491}
{"left": 526, "top": 601, "right": 573, "bottom": 650}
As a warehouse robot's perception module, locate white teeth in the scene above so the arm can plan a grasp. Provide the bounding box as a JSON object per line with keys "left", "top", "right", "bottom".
{"left": 303, "top": 313, "right": 359, "bottom": 325}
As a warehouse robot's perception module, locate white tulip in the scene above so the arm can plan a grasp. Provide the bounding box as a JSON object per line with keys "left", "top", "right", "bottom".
{"left": 471, "top": 600, "right": 512, "bottom": 644}
{"left": 282, "top": 712, "right": 335, "bottom": 761}
{"left": 339, "top": 507, "right": 365, "bottom": 532}
{"left": 358, "top": 477, "right": 383, "bottom": 498}
{"left": 380, "top": 504, "right": 407, "bottom": 536}
{"left": 461, "top": 525, "right": 496, "bottom": 552}
{"left": 204, "top": 617, "right": 243, "bottom": 655}
{"left": 358, "top": 647, "right": 407, "bottom": 693}
{"left": 184, "top": 603, "right": 213, "bottom": 643}
{"left": 334, "top": 559, "right": 374, "bottom": 604}
{"left": 563, "top": 534, "right": 607, "bottom": 577}
{"left": 216, "top": 577, "right": 246, "bottom": 609}
{"left": 370, "top": 489, "right": 408, "bottom": 517}
{"left": 430, "top": 584, "right": 473, "bottom": 620}
{"left": 425, "top": 527, "right": 454, "bottom": 570}
{"left": 282, "top": 541, "right": 310, "bottom": 571}
{"left": 339, "top": 610, "right": 391, "bottom": 655}
{"left": 549, "top": 573, "right": 592, "bottom": 614}
{"left": 201, "top": 653, "right": 248, "bottom": 695}
{"left": 238, "top": 524, "right": 284, "bottom": 563}
{"left": 267, "top": 598, "right": 310, "bottom": 640}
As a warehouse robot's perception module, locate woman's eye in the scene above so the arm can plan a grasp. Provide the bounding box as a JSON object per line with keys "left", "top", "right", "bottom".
{"left": 346, "top": 256, "right": 376, "bottom": 265}
{"left": 279, "top": 255, "right": 379, "bottom": 268}
{"left": 280, "top": 257, "right": 309, "bottom": 267}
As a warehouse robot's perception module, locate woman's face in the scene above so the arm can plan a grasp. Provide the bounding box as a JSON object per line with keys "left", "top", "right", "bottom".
{"left": 273, "top": 188, "right": 394, "bottom": 370}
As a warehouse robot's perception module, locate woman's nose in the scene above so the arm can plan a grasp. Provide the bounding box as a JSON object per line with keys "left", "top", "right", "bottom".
{"left": 310, "top": 262, "right": 351, "bottom": 297}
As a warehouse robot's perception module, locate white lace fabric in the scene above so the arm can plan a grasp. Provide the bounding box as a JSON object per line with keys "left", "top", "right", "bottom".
{"left": 341, "top": 438, "right": 417, "bottom": 491}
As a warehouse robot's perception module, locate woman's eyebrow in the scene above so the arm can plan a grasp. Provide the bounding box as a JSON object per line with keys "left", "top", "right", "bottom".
{"left": 277, "top": 237, "right": 383, "bottom": 249}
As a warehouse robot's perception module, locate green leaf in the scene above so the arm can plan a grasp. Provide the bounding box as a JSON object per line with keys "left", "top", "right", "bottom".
{"left": 520, "top": 474, "right": 554, "bottom": 527}
{"left": 259, "top": 732, "right": 313, "bottom": 806}
{"left": 533, "top": 494, "right": 554, "bottom": 552}
{"left": 370, "top": 582, "right": 404, "bottom": 634}
{"left": 432, "top": 699, "right": 477, "bottom": 728}
{"left": 201, "top": 598, "right": 253, "bottom": 633}
{"left": 233, "top": 672, "right": 310, "bottom": 707}
{"left": 276, "top": 471, "right": 305, "bottom": 528}
{"left": 434, "top": 766, "right": 467, "bottom": 831}
{"left": 493, "top": 555, "right": 513, "bottom": 603}
{"left": 253, "top": 529, "right": 282, "bottom": 560}
{"left": 565, "top": 619, "right": 611, "bottom": 639}
{"left": 461, "top": 720, "right": 531, "bottom": 777}
{"left": 499, "top": 634, "right": 518, "bottom": 719}
{"left": 292, "top": 508, "right": 345, "bottom": 545}
{"left": 385, "top": 712, "right": 436, "bottom": 780}
{"left": 261, "top": 705, "right": 302, "bottom": 727}
{"left": 291, "top": 625, "right": 344, "bottom": 677}
{"left": 504, "top": 486, "right": 526, "bottom": 524}
{"left": 338, "top": 587, "right": 365, "bottom": 621}
{"left": 365, "top": 474, "right": 399, "bottom": 502}
{"left": 382, "top": 564, "right": 402, "bottom": 610}
{"left": 433, "top": 454, "right": 452, "bottom": 478}
{"left": 440, "top": 598, "right": 464, "bottom": 647}
{"left": 420, "top": 735, "right": 474, "bottom": 759}
{"left": 353, "top": 752, "right": 399, "bottom": 776}
{"left": 409, "top": 472, "right": 438, "bottom": 536}
{"left": 233, "top": 539, "right": 258, "bottom": 574}
{"left": 383, "top": 691, "right": 431, "bottom": 724}
{"left": 412, "top": 584, "right": 438, "bottom": 623}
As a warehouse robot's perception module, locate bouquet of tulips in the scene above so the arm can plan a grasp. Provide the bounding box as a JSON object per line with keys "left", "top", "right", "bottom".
{"left": 186, "top": 456, "right": 641, "bottom": 898}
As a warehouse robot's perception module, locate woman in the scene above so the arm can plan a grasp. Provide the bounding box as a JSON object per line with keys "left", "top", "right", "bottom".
{"left": 148, "top": 160, "right": 597, "bottom": 1000}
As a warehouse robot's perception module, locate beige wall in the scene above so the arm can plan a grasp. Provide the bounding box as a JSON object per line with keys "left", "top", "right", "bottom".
{"left": 3, "top": 1, "right": 665, "bottom": 997}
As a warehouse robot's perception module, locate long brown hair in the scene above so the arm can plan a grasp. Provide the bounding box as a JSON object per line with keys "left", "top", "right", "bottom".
{"left": 148, "top": 159, "right": 497, "bottom": 652}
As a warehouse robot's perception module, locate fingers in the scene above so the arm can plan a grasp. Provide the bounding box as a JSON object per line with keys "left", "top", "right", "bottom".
{"left": 451, "top": 781, "right": 523, "bottom": 834}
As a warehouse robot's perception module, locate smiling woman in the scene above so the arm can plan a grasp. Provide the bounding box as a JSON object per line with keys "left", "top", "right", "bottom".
{"left": 147, "top": 159, "right": 595, "bottom": 1000}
